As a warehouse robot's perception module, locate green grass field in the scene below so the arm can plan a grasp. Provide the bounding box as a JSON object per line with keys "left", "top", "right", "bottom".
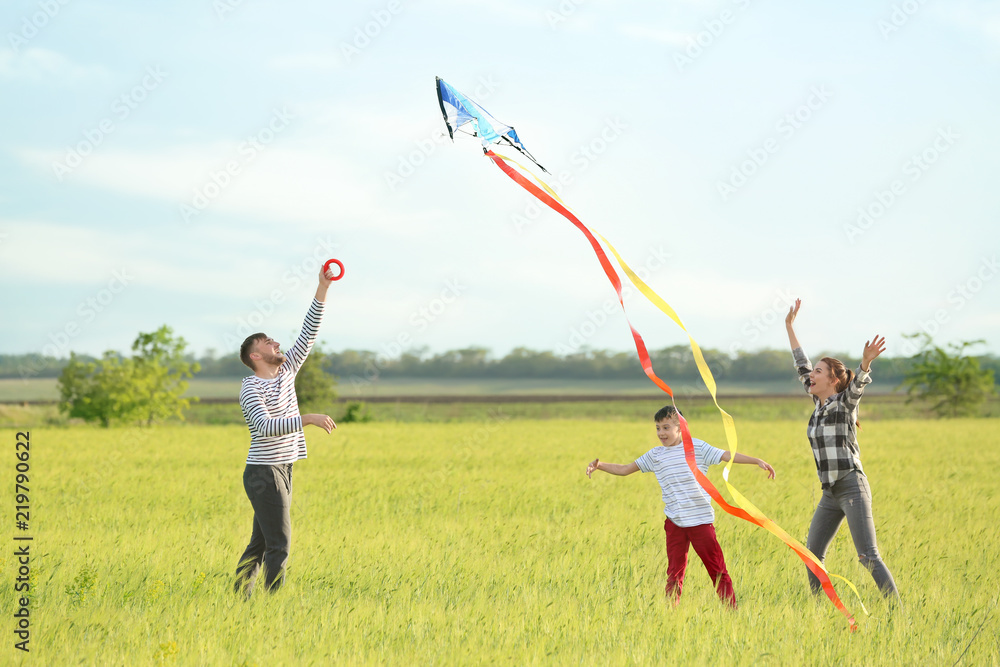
{"left": 1, "top": 417, "right": 997, "bottom": 665}
{"left": 0, "top": 376, "right": 868, "bottom": 402}
{"left": 4, "top": 394, "right": 998, "bottom": 431}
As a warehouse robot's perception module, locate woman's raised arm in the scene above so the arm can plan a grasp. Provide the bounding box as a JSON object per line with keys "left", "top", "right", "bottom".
{"left": 785, "top": 298, "right": 803, "bottom": 351}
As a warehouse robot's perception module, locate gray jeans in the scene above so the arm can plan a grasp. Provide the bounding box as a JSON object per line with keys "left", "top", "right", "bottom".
{"left": 234, "top": 463, "right": 293, "bottom": 597}
{"left": 806, "top": 470, "right": 899, "bottom": 598}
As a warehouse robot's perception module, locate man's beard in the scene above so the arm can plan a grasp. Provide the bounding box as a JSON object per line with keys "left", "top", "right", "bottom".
{"left": 263, "top": 350, "right": 286, "bottom": 366}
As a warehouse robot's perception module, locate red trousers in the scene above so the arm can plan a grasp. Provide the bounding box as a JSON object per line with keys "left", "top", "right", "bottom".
{"left": 663, "top": 518, "right": 737, "bottom": 608}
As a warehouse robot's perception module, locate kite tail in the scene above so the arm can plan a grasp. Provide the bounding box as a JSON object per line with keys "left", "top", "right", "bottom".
{"left": 485, "top": 149, "right": 862, "bottom": 631}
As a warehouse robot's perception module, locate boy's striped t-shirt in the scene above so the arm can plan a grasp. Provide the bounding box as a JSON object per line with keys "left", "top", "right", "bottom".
{"left": 239, "top": 298, "right": 324, "bottom": 465}
{"left": 635, "top": 439, "right": 725, "bottom": 528}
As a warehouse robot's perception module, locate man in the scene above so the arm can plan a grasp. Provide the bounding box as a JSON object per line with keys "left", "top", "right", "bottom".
{"left": 234, "top": 267, "right": 337, "bottom": 596}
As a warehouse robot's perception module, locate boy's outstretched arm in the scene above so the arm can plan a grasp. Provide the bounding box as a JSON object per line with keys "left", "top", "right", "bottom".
{"left": 586, "top": 459, "right": 639, "bottom": 478}
{"left": 720, "top": 451, "right": 776, "bottom": 479}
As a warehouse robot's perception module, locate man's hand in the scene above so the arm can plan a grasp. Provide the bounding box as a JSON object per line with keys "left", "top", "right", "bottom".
{"left": 316, "top": 267, "right": 336, "bottom": 302}
{"left": 586, "top": 458, "right": 601, "bottom": 478}
{"left": 320, "top": 265, "right": 338, "bottom": 286}
{"left": 756, "top": 458, "right": 776, "bottom": 480}
{"left": 302, "top": 413, "right": 336, "bottom": 434}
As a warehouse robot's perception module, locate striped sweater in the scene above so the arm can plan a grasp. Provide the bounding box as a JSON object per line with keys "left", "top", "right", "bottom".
{"left": 635, "top": 438, "right": 725, "bottom": 528}
{"left": 239, "top": 298, "right": 325, "bottom": 465}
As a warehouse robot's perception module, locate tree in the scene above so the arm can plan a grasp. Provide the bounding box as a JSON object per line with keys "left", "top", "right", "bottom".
{"left": 58, "top": 352, "right": 141, "bottom": 427}
{"left": 131, "top": 326, "right": 200, "bottom": 426}
{"left": 294, "top": 345, "right": 338, "bottom": 411}
{"left": 57, "top": 326, "right": 199, "bottom": 427}
{"left": 899, "top": 333, "right": 996, "bottom": 418}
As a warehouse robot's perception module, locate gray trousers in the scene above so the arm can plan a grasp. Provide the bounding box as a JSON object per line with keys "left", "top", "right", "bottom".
{"left": 234, "top": 463, "right": 293, "bottom": 597}
{"left": 806, "top": 470, "right": 899, "bottom": 598}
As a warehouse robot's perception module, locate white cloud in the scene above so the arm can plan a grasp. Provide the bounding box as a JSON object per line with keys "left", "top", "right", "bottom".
{"left": 0, "top": 218, "right": 246, "bottom": 297}
{"left": 428, "top": 0, "right": 543, "bottom": 25}
{"left": 0, "top": 216, "right": 371, "bottom": 315}
{"left": 930, "top": 1, "right": 1000, "bottom": 47}
{"left": 0, "top": 48, "right": 110, "bottom": 83}
{"left": 18, "top": 144, "right": 380, "bottom": 226}
{"left": 265, "top": 53, "right": 343, "bottom": 72}
{"left": 0, "top": 219, "right": 127, "bottom": 284}
{"left": 617, "top": 24, "right": 695, "bottom": 47}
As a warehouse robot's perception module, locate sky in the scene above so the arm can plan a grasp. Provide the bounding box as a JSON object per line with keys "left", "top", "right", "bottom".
{"left": 2, "top": 0, "right": 999, "bottom": 365}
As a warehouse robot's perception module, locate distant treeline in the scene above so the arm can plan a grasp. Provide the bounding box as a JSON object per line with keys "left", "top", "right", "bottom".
{"left": 5, "top": 346, "right": 999, "bottom": 385}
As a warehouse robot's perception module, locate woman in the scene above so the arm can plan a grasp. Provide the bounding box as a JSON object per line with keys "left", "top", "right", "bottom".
{"left": 785, "top": 298, "right": 899, "bottom": 598}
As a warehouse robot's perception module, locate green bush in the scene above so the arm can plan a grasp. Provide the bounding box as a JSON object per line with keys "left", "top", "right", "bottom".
{"left": 899, "top": 333, "right": 996, "bottom": 417}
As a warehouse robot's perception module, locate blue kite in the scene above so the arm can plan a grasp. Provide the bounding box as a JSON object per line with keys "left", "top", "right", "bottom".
{"left": 435, "top": 76, "right": 549, "bottom": 173}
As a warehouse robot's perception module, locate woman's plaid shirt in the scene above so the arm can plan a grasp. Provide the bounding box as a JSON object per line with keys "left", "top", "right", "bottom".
{"left": 792, "top": 347, "right": 870, "bottom": 488}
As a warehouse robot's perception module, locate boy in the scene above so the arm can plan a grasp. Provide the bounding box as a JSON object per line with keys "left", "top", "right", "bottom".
{"left": 586, "top": 406, "right": 775, "bottom": 608}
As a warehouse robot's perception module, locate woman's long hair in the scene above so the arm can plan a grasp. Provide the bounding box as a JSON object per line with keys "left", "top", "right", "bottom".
{"left": 821, "top": 356, "right": 860, "bottom": 428}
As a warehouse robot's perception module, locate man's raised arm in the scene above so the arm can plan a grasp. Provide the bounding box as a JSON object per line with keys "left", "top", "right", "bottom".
{"left": 284, "top": 267, "right": 337, "bottom": 373}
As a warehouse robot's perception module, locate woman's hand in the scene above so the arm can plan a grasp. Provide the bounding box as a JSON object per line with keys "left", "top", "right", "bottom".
{"left": 861, "top": 335, "right": 886, "bottom": 372}
{"left": 785, "top": 298, "right": 803, "bottom": 350}
{"left": 586, "top": 459, "right": 601, "bottom": 478}
{"left": 785, "top": 298, "right": 801, "bottom": 328}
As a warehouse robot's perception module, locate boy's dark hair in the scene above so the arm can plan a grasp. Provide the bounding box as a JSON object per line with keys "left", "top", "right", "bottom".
{"left": 654, "top": 405, "right": 683, "bottom": 422}
{"left": 240, "top": 333, "right": 268, "bottom": 370}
